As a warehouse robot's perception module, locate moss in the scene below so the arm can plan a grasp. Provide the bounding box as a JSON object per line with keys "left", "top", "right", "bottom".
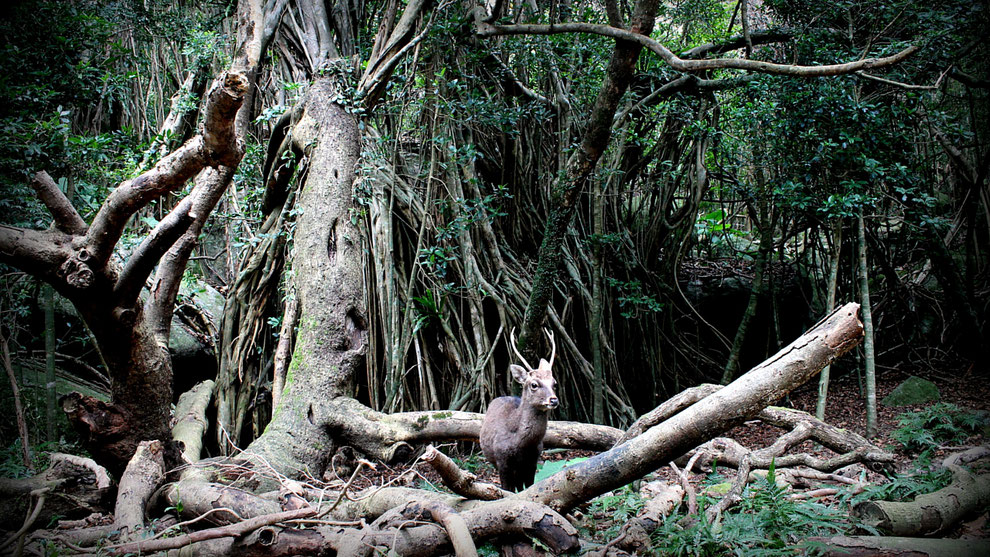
{"left": 882, "top": 376, "right": 940, "bottom": 407}
{"left": 431, "top": 411, "right": 453, "bottom": 420}
{"left": 414, "top": 414, "right": 430, "bottom": 431}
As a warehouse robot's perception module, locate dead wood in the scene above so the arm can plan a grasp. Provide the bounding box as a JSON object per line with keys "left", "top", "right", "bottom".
{"left": 228, "top": 499, "right": 577, "bottom": 557}
{"left": 681, "top": 404, "right": 896, "bottom": 473}
{"left": 172, "top": 380, "right": 216, "bottom": 463}
{"left": 113, "top": 440, "right": 166, "bottom": 540}
{"left": 808, "top": 535, "right": 990, "bottom": 556}
{"left": 322, "top": 397, "right": 621, "bottom": 464}
{"left": 853, "top": 467, "right": 990, "bottom": 536}
{"left": 423, "top": 445, "right": 510, "bottom": 501}
{"left": 0, "top": 453, "right": 111, "bottom": 531}
{"left": 108, "top": 507, "right": 316, "bottom": 555}
{"left": 519, "top": 302, "right": 864, "bottom": 513}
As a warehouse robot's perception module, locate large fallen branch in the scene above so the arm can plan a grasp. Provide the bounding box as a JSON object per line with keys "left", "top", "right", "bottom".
{"left": 0, "top": 453, "right": 111, "bottom": 531}
{"left": 112, "top": 440, "right": 165, "bottom": 541}
{"left": 853, "top": 467, "right": 990, "bottom": 536}
{"left": 520, "top": 302, "right": 864, "bottom": 513}
{"left": 322, "top": 398, "right": 622, "bottom": 463}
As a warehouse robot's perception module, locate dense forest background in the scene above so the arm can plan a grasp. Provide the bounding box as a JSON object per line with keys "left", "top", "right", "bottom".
{"left": 0, "top": 0, "right": 988, "bottom": 554}
{"left": 0, "top": 0, "right": 986, "bottom": 470}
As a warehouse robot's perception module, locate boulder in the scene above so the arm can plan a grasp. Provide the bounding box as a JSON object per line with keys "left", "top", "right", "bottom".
{"left": 882, "top": 376, "right": 940, "bottom": 407}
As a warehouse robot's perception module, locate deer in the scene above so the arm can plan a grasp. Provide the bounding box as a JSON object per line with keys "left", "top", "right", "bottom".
{"left": 479, "top": 328, "right": 559, "bottom": 492}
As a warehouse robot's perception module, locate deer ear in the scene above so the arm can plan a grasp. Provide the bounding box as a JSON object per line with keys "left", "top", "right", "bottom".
{"left": 509, "top": 364, "right": 529, "bottom": 384}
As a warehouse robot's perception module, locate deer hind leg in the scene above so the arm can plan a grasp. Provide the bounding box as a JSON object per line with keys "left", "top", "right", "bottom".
{"left": 498, "top": 463, "right": 523, "bottom": 492}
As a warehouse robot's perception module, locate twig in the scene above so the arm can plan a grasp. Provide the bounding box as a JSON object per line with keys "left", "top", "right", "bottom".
{"left": 108, "top": 507, "right": 315, "bottom": 555}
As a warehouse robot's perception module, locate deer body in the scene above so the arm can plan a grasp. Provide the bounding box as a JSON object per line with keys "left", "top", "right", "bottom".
{"left": 480, "top": 329, "right": 558, "bottom": 492}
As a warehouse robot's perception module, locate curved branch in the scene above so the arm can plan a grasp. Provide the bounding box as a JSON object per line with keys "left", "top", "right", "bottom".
{"left": 30, "top": 171, "right": 87, "bottom": 235}
{"left": 114, "top": 196, "right": 196, "bottom": 307}
{"left": 476, "top": 21, "right": 919, "bottom": 76}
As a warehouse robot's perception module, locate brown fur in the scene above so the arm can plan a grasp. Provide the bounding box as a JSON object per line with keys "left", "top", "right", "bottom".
{"left": 479, "top": 362, "right": 558, "bottom": 491}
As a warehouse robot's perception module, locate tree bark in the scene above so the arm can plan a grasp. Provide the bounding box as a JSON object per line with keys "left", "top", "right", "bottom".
{"left": 233, "top": 76, "right": 367, "bottom": 484}
{"left": 854, "top": 469, "right": 990, "bottom": 536}
{"left": 816, "top": 218, "right": 842, "bottom": 419}
{"left": 857, "top": 210, "right": 877, "bottom": 436}
{"left": 810, "top": 536, "right": 990, "bottom": 557}
{"left": 112, "top": 440, "right": 165, "bottom": 541}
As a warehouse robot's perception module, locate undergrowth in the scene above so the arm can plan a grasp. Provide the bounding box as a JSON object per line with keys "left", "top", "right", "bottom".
{"left": 889, "top": 402, "right": 987, "bottom": 457}
{"left": 584, "top": 462, "right": 855, "bottom": 556}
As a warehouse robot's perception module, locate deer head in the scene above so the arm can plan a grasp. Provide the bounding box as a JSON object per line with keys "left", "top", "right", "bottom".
{"left": 509, "top": 328, "right": 559, "bottom": 412}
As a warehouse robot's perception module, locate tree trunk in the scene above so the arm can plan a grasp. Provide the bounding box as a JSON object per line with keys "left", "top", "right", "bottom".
{"left": 721, "top": 195, "right": 772, "bottom": 384}
{"left": 857, "top": 210, "right": 877, "bottom": 437}
{"left": 591, "top": 175, "right": 605, "bottom": 424}
{"left": 810, "top": 536, "right": 990, "bottom": 557}
{"left": 234, "top": 77, "right": 366, "bottom": 482}
{"left": 854, "top": 469, "right": 990, "bottom": 536}
{"left": 816, "top": 218, "right": 842, "bottom": 419}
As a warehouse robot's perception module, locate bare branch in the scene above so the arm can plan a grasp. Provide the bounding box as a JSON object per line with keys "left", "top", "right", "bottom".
{"left": 29, "top": 172, "right": 87, "bottom": 235}
{"left": 86, "top": 72, "right": 247, "bottom": 266}
{"left": 476, "top": 21, "right": 919, "bottom": 76}
{"left": 113, "top": 197, "right": 196, "bottom": 308}
{"left": 856, "top": 71, "right": 937, "bottom": 90}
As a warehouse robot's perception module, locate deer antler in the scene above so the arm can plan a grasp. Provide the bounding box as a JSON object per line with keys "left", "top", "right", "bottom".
{"left": 509, "top": 328, "right": 536, "bottom": 371}
{"left": 544, "top": 328, "right": 556, "bottom": 367}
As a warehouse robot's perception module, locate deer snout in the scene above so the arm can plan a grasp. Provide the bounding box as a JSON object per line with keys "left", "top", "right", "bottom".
{"left": 547, "top": 396, "right": 559, "bottom": 409}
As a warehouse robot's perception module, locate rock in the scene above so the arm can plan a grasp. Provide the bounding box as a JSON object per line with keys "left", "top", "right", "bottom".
{"left": 882, "top": 376, "right": 940, "bottom": 407}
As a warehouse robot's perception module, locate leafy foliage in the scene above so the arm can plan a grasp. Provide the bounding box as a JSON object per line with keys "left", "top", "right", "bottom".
{"left": 652, "top": 468, "right": 851, "bottom": 556}
{"left": 844, "top": 464, "right": 953, "bottom": 506}
{"left": 891, "top": 402, "right": 988, "bottom": 456}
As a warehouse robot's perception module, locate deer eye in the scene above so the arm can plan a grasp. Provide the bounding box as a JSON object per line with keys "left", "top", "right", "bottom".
{"left": 530, "top": 381, "right": 539, "bottom": 390}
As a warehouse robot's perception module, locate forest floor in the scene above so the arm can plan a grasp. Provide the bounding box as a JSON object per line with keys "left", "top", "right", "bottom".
{"left": 351, "top": 364, "right": 990, "bottom": 549}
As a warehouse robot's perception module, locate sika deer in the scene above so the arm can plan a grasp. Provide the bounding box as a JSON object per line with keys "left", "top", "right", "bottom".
{"left": 480, "top": 328, "right": 559, "bottom": 492}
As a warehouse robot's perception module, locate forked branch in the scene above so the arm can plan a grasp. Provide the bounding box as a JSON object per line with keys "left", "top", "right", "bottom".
{"left": 86, "top": 72, "right": 248, "bottom": 266}
{"left": 29, "top": 171, "right": 87, "bottom": 235}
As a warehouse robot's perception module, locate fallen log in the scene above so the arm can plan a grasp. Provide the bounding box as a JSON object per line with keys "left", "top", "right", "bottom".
{"left": 321, "top": 398, "right": 622, "bottom": 464}
{"left": 113, "top": 440, "right": 166, "bottom": 540}
{"left": 853, "top": 468, "right": 990, "bottom": 536}
{"left": 809, "top": 535, "right": 990, "bottom": 556}
{"left": 0, "top": 453, "right": 112, "bottom": 531}
{"left": 521, "top": 302, "right": 864, "bottom": 513}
